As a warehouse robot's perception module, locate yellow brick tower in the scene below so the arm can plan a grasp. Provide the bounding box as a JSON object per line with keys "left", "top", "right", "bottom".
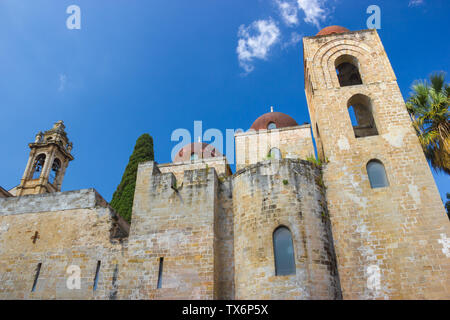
{"left": 16, "top": 121, "right": 74, "bottom": 196}
{"left": 303, "top": 26, "right": 450, "bottom": 299}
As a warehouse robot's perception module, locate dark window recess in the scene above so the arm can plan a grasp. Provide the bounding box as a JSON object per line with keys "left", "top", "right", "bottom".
{"left": 49, "top": 159, "right": 61, "bottom": 184}
{"left": 335, "top": 55, "right": 363, "bottom": 87}
{"left": 31, "top": 263, "right": 42, "bottom": 292}
{"left": 347, "top": 94, "right": 378, "bottom": 138}
{"left": 32, "top": 154, "right": 46, "bottom": 180}
{"left": 157, "top": 257, "right": 164, "bottom": 289}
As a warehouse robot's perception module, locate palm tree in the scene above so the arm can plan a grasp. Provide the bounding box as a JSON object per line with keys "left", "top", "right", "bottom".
{"left": 406, "top": 72, "right": 450, "bottom": 175}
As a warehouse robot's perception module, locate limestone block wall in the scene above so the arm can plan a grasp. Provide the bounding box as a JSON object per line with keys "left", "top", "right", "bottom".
{"left": 235, "top": 125, "right": 315, "bottom": 171}
{"left": 159, "top": 156, "right": 232, "bottom": 186}
{"left": 303, "top": 29, "right": 450, "bottom": 299}
{"left": 0, "top": 189, "right": 128, "bottom": 300}
{"left": 214, "top": 177, "right": 234, "bottom": 299}
{"left": 121, "top": 161, "right": 219, "bottom": 299}
{"left": 232, "top": 159, "right": 341, "bottom": 300}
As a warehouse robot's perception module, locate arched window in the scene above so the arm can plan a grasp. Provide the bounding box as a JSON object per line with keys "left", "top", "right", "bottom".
{"left": 50, "top": 158, "right": 61, "bottom": 184}
{"left": 31, "top": 154, "right": 46, "bottom": 180}
{"left": 273, "top": 226, "right": 296, "bottom": 276}
{"left": 190, "top": 153, "right": 198, "bottom": 161}
{"left": 269, "top": 148, "right": 282, "bottom": 160}
{"left": 267, "top": 122, "right": 277, "bottom": 130}
{"left": 347, "top": 94, "right": 378, "bottom": 138}
{"left": 335, "top": 55, "right": 362, "bottom": 87}
{"left": 367, "top": 160, "right": 389, "bottom": 189}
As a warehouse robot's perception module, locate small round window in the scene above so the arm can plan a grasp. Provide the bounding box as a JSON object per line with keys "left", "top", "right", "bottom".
{"left": 267, "top": 122, "right": 277, "bottom": 130}
{"left": 270, "top": 148, "right": 282, "bottom": 160}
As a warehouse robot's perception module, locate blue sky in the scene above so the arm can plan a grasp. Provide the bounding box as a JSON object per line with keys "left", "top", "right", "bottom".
{"left": 0, "top": 0, "right": 448, "bottom": 205}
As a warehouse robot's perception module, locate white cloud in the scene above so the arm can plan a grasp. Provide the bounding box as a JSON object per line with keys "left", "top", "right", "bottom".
{"left": 58, "top": 74, "right": 67, "bottom": 92}
{"left": 237, "top": 19, "right": 280, "bottom": 73}
{"left": 408, "top": 0, "right": 424, "bottom": 7}
{"left": 297, "top": 0, "right": 327, "bottom": 29}
{"left": 282, "top": 32, "right": 303, "bottom": 49}
{"left": 276, "top": 1, "right": 299, "bottom": 26}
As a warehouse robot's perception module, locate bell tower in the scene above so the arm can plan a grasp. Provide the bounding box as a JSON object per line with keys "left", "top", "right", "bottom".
{"left": 303, "top": 27, "right": 450, "bottom": 299}
{"left": 16, "top": 121, "right": 74, "bottom": 196}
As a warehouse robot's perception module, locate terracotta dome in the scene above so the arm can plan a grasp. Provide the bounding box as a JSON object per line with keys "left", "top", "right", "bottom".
{"left": 316, "top": 25, "right": 350, "bottom": 36}
{"left": 174, "top": 142, "right": 222, "bottom": 163}
{"left": 250, "top": 112, "right": 298, "bottom": 131}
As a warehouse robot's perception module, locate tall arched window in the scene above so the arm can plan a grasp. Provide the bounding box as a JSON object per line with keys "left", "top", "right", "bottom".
{"left": 273, "top": 226, "right": 296, "bottom": 276}
{"left": 50, "top": 158, "right": 61, "bottom": 184}
{"left": 367, "top": 160, "right": 389, "bottom": 189}
{"left": 347, "top": 94, "right": 378, "bottom": 138}
{"left": 31, "top": 154, "right": 46, "bottom": 180}
{"left": 335, "top": 55, "right": 363, "bottom": 87}
{"left": 269, "top": 148, "right": 282, "bottom": 160}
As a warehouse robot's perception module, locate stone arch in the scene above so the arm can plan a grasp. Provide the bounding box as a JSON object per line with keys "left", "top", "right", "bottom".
{"left": 334, "top": 54, "right": 363, "bottom": 87}
{"left": 50, "top": 158, "right": 62, "bottom": 184}
{"left": 31, "top": 153, "right": 46, "bottom": 180}
{"left": 347, "top": 94, "right": 379, "bottom": 138}
{"left": 312, "top": 38, "right": 373, "bottom": 89}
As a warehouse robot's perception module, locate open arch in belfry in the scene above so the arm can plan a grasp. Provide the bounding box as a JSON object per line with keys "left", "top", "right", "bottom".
{"left": 311, "top": 38, "right": 373, "bottom": 89}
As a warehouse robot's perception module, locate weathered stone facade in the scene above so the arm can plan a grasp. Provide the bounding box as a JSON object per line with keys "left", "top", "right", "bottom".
{"left": 0, "top": 189, "right": 128, "bottom": 299}
{"left": 0, "top": 27, "right": 449, "bottom": 300}
{"left": 303, "top": 28, "right": 450, "bottom": 299}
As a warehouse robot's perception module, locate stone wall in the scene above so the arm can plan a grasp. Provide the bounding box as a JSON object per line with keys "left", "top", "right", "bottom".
{"left": 303, "top": 29, "right": 450, "bottom": 299}
{"left": 232, "top": 159, "right": 341, "bottom": 299}
{"left": 159, "top": 156, "right": 232, "bottom": 186}
{"left": 235, "top": 125, "right": 315, "bottom": 171}
{"left": 120, "top": 161, "right": 219, "bottom": 299}
{"left": 215, "top": 177, "right": 234, "bottom": 299}
{"left": 0, "top": 189, "right": 128, "bottom": 299}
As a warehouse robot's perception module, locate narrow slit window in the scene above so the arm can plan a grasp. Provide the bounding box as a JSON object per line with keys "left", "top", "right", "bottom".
{"left": 31, "top": 263, "right": 42, "bottom": 292}
{"left": 93, "top": 261, "right": 101, "bottom": 291}
{"left": 157, "top": 257, "right": 164, "bottom": 289}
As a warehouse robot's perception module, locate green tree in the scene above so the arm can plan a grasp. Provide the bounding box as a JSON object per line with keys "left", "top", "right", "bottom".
{"left": 406, "top": 72, "right": 450, "bottom": 174}
{"left": 110, "top": 134, "right": 154, "bottom": 223}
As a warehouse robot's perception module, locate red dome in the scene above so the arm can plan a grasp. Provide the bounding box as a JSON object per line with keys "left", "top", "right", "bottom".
{"left": 174, "top": 142, "right": 222, "bottom": 163}
{"left": 316, "top": 25, "right": 350, "bottom": 36}
{"left": 250, "top": 112, "right": 298, "bottom": 131}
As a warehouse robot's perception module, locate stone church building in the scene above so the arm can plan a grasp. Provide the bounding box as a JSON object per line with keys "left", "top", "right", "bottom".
{"left": 0, "top": 27, "right": 449, "bottom": 300}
